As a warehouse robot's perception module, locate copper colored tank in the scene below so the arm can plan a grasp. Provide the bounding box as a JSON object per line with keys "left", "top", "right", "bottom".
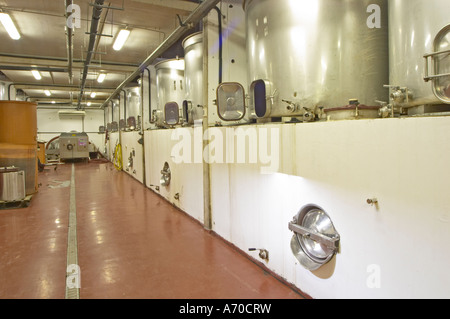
{"left": 0, "top": 101, "right": 38, "bottom": 195}
{"left": 0, "top": 101, "right": 37, "bottom": 145}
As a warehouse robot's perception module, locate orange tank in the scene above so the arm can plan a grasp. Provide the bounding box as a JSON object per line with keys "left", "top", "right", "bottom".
{"left": 0, "top": 101, "right": 38, "bottom": 196}
{"left": 0, "top": 101, "right": 37, "bottom": 145}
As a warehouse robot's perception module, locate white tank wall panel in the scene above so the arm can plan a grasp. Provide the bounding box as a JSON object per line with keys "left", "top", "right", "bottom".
{"left": 209, "top": 117, "right": 450, "bottom": 299}
{"left": 121, "top": 131, "right": 144, "bottom": 184}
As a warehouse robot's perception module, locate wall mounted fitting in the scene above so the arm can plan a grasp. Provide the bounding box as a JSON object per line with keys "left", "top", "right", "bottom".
{"left": 289, "top": 204, "right": 340, "bottom": 271}
{"left": 160, "top": 162, "right": 171, "bottom": 187}
{"left": 249, "top": 248, "right": 269, "bottom": 262}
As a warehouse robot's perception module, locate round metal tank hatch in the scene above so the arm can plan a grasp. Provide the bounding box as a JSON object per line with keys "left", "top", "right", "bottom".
{"left": 425, "top": 24, "right": 450, "bottom": 104}
{"left": 289, "top": 205, "right": 340, "bottom": 271}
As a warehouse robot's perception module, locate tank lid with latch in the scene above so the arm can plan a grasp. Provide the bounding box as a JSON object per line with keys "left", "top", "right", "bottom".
{"left": 289, "top": 204, "right": 340, "bottom": 271}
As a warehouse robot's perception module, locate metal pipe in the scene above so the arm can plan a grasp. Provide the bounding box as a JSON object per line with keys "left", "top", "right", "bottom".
{"left": 122, "top": 89, "right": 126, "bottom": 126}
{"left": 7, "top": 83, "right": 14, "bottom": 100}
{"left": 394, "top": 95, "right": 443, "bottom": 109}
{"left": 12, "top": 82, "right": 116, "bottom": 91}
{"left": 202, "top": 16, "right": 212, "bottom": 231}
{"left": 0, "top": 66, "right": 68, "bottom": 72}
{"left": 144, "top": 67, "right": 152, "bottom": 123}
{"left": 139, "top": 72, "right": 146, "bottom": 187}
{"left": 100, "top": 0, "right": 222, "bottom": 109}
{"left": 0, "top": 52, "right": 139, "bottom": 67}
{"left": 211, "top": 6, "right": 223, "bottom": 84}
{"left": 65, "top": 0, "right": 74, "bottom": 85}
{"left": 77, "top": 0, "right": 105, "bottom": 109}
{"left": 93, "top": 3, "right": 110, "bottom": 61}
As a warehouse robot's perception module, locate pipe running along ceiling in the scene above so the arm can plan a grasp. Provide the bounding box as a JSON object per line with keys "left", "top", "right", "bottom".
{"left": 0, "top": 0, "right": 210, "bottom": 108}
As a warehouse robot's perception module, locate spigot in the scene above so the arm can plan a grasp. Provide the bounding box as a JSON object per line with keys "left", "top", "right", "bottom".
{"left": 282, "top": 99, "right": 298, "bottom": 113}
{"left": 249, "top": 248, "right": 269, "bottom": 262}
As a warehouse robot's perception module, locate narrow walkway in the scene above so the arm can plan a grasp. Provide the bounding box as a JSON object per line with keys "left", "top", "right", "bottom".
{"left": 0, "top": 161, "right": 303, "bottom": 299}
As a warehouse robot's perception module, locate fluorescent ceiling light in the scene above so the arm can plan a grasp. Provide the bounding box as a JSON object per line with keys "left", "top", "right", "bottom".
{"left": 44, "top": 90, "right": 51, "bottom": 96}
{"left": 113, "top": 29, "right": 130, "bottom": 51}
{"left": 90, "top": 92, "right": 97, "bottom": 98}
{"left": 0, "top": 13, "right": 20, "bottom": 40}
{"left": 87, "top": 102, "right": 92, "bottom": 106}
{"left": 97, "top": 73, "right": 106, "bottom": 83}
{"left": 31, "top": 70, "right": 42, "bottom": 80}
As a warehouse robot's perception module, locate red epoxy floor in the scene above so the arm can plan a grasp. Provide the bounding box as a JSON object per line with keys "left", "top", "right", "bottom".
{"left": 0, "top": 162, "right": 304, "bottom": 299}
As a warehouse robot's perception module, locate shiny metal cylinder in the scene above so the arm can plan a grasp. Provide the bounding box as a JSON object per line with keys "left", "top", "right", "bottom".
{"left": 0, "top": 167, "right": 25, "bottom": 202}
{"left": 0, "top": 144, "right": 37, "bottom": 195}
{"left": 155, "top": 59, "right": 185, "bottom": 110}
{"left": 0, "top": 82, "right": 7, "bottom": 100}
{"left": 183, "top": 32, "right": 203, "bottom": 123}
{"left": 112, "top": 99, "right": 120, "bottom": 125}
{"left": 389, "top": 0, "right": 450, "bottom": 105}
{"left": 244, "top": 0, "right": 389, "bottom": 118}
{"left": 105, "top": 105, "right": 111, "bottom": 126}
{"left": 125, "top": 86, "right": 141, "bottom": 127}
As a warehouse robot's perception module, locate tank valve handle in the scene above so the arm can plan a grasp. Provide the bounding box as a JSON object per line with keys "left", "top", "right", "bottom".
{"left": 249, "top": 248, "right": 269, "bottom": 261}
{"left": 367, "top": 198, "right": 378, "bottom": 207}
{"left": 282, "top": 99, "right": 298, "bottom": 113}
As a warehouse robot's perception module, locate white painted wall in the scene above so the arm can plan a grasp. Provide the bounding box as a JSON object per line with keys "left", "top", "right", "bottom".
{"left": 121, "top": 131, "right": 144, "bottom": 184}
{"left": 107, "top": 131, "right": 120, "bottom": 162}
{"left": 144, "top": 127, "right": 204, "bottom": 223}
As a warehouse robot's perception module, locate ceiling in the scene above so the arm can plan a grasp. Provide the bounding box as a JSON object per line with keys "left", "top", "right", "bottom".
{"left": 0, "top": 0, "right": 203, "bottom": 108}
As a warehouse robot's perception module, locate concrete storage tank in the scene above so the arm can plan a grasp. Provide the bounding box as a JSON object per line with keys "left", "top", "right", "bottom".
{"left": 244, "top": 0, "right": 389, "bottom": 119}
{"left": 389, "top": 0, "right": 450, "bottom": 114}
{"left": 154, "top": 59, "right": 185, "bottom": 127}
{"left": 0, "top": 101, "right": 38, "bottom": 195}
{"left": 182, "top": 32, "right": 203, "bottom": 125}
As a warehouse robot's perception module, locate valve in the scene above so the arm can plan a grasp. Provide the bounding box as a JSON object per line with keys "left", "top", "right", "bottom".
{"left": 282, "top": 99, "right": 298, "bottom": 113}
{"left": 248, "top": 248, "right": 269, "bottom": 262}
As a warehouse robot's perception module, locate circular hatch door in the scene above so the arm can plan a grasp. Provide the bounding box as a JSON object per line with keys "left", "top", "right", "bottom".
{"left": 289, "top": 205, "right": 340, "bottom": 271}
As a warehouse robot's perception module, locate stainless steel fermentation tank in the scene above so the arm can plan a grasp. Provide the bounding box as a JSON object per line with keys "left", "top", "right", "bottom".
{"left": 244, "top": 0, "right": 389, "bottom": 119}
{"left": 389, "top": 0, "right": 450, "bottom": 114}
{"left": 0, "top": 82, "right": 7, "bottom": 100}
{"left": 183, "top": 32, "right": 203, "bottom": 125}
{"left": 125, "top": 85, "right": 141, "bottom": 130}
{"left": 154, "top": 59, "right": 185, "bottom": 127}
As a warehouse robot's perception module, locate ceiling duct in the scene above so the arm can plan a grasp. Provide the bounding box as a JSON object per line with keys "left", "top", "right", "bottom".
{"left": 65, "top": 0, "right": 74, "bottom": 85}
{"left": 77, "top": 0, "right": 105, "bottom": 109}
